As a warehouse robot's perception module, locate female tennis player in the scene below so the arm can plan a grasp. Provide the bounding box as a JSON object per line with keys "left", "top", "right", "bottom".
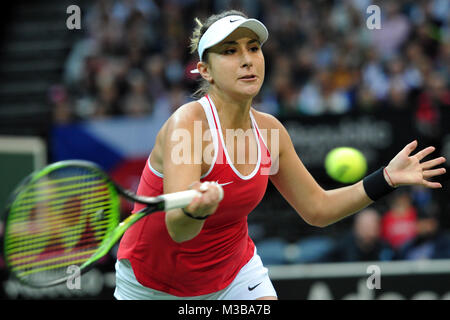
{"left": 114, "top": 10, "right": 446, "bottom": 300}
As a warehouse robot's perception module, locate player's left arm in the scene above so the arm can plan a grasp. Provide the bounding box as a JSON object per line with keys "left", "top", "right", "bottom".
{"left": 266, "top": 116, "right": 370, "bottom": 227}
{"left": 262, "top": 114, "right": 446, "bottom": 227}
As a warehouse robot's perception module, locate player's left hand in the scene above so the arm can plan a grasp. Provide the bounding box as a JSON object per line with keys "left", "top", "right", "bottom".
{"left": 385, "top": 140, "right": 446, "bottom": 188}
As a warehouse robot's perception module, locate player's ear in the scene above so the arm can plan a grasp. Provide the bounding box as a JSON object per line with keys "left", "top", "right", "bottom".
{"left": 197, "top": 61, "right": 213, "bottom": 84}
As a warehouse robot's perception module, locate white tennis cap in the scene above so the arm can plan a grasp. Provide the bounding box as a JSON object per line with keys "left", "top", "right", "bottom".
{"left": 191, "top": 15, "right": 269, "bottom": 74}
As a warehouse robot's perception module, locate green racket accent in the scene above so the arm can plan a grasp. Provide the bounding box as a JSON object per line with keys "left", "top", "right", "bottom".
{"left": 4, "top": 161, "right": 121, "bottom": 287}
{"left": 79, "top": 210, "right": 148, "bottom": 270}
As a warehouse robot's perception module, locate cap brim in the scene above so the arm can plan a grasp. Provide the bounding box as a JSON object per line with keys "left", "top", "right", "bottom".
{"left": 237, "top": 19, "right": 269, "bottom": 45}
{"left": 207, "top": 19, "right": 268, "bottom": 51}
{"left": 198, "top": 16, "right": 269, "bottom": 61}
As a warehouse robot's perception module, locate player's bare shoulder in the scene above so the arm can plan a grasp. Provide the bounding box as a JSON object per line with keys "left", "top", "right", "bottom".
{"left": 150, "top": 102, "right": 209, "bottom": 173}
{"left": 158, "top": 101, "right": 206, "bottom": 141}
{"left": 171, "top": 101, "right": 207, "bottom": 126}
{"left": 251, "top": 109, "right": 285, "bottom": 131}
{"left": 152, "top": 101, "right": 207, "bottom": 167}
{"left": 251, "top": 109, "right": 291, "bottom": 156}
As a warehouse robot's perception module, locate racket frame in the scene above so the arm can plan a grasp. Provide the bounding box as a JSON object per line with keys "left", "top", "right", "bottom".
{"left": 3, "top": 160, "right": 198, "bottom": 288}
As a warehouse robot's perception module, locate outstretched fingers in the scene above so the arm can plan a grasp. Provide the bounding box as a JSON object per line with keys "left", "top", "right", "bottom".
{"left": 422, "top": 160, "right": 446, "bottom": 189}
{"left": 401, "top": 140, "right": 418, "bottom": 156}
{"left": 422, "top": 156, "right": 447, "bottom": 170}
{"left": 392, "top": 141, "right": 447, "bottom": 189}
{"left": 423, "top": 168, "right": 446, "bottom": 179}
{"left": 414, "top": 146, "right": 436, "bottom": 161}
{"left": 422, "top": 179, "right": 443, "bottom": 189}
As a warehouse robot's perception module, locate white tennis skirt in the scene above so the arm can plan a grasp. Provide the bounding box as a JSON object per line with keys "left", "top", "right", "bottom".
{"left": 114, "top": 248, "right": 277, "bottom": 300}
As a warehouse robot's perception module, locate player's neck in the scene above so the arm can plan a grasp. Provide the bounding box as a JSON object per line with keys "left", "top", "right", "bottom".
{"left": 208, "top": 90, "right": 252, "bottom": 130}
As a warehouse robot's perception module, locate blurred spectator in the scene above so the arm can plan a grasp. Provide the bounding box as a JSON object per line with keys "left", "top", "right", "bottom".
{"left": 397, "top": 186, "right": 450, "bottom": 260}
{"left": 371, "top": 1, "right": 411, "bottom": 60}
{"left": 397, "top": 215, "right": 442, "bottom": 260}
{"left": 331, "top": 208, "right": 394, "bottom": 262}
{"left": 94, "top": 62, "right": 121, "bottom": 117}
{"left": 112, "top": 0, "right": 159, "bottom": 24}
{"left": 381, "top": 190, "right": 418, "bottom": 251}
{"left": 85, "top": 0, "right": 124, "bottom": 55}
{"left": 50, "top": 85, "right": 74, "bottom": 124}
{"left": 297, "top": 69, "right": 352, "bottom": 115}
{"left": 415, "top": 71, "right": 450, "bottom": 141}
{"left": 121, "top": 69, "right": 153, "bottom": 116}
{"left": 355, "top": 84, "right": 378, "bottom": 113}
{"left": 144, "top": 54, "right": 169, "bottom": 100}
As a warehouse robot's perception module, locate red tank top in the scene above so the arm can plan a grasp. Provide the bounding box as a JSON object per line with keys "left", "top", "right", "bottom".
{"left": 117, "top": 95, "right": 272, "bottom": 296}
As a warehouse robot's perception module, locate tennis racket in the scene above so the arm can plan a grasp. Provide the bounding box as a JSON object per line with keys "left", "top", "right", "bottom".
{"left": 3, "top": 160, "right": 222, "bottom": 288}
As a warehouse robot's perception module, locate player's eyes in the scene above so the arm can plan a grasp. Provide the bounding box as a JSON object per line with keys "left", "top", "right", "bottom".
{"left": 222, "top": 45, "right": 259, "bottom": 55}
{"left": 223, "top": 48, "right": 236, "bottom": 55}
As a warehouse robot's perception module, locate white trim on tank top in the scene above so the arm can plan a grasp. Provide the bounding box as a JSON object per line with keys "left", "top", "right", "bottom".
{"left": 207, "top": 96, "right": 261, "bottom": 180}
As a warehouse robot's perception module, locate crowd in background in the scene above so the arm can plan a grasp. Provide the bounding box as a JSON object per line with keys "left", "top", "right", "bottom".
{"left": 52, "top": 0, "right": 449, "bottom": 122}
{"left": 48, "top": 0, "right": 450, "bottom": 264}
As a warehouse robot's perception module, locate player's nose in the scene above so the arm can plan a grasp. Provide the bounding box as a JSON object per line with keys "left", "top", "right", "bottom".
{"left": 240, "top": 51, "right": 253, "bottom": 69}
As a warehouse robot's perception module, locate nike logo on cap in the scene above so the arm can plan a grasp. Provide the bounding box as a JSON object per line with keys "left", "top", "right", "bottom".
{"left": 229, "top": 18, "right": 241, "bottom": 23}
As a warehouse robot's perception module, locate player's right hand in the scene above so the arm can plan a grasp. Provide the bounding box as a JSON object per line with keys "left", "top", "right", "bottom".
{"left": 183, "top": 181, "right": 223, "bottom": 219}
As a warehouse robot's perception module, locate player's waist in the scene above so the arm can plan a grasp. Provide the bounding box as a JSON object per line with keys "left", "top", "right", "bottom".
{"left": 122, "top": 235, "right": 255, "bottom": 296}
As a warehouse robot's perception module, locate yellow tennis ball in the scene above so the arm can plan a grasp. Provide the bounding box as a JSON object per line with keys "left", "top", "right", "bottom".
{"left": 325, "top": 147, "right": 367, "bottom": 183}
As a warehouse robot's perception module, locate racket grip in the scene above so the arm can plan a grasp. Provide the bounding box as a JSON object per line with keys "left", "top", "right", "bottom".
{"left": 199, "top": 182, "right": 224, "bottom": 201}
{"left": 162, "top": 189, "right": 202, "bottom": 210}
{"left": 162, "top": 183, "right": 224, "bottom": 210}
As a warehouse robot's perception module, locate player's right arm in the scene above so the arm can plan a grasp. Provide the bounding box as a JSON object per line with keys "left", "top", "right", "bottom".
{"left": 156, "top": 102, "right": 221, "bottom": 243}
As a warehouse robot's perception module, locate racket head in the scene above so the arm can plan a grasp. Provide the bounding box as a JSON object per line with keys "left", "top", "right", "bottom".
{"left": 3, "top": 160, "right": 120, "bottom": 287}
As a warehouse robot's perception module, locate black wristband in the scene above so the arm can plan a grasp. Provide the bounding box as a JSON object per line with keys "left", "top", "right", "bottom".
{"left": 182, "top": 208, "right": 210, "bottom": 220}
{"left": 363, "top": 166, "right": 395, "bottom": 201}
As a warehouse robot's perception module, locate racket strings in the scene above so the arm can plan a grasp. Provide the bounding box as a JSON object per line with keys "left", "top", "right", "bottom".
{"left": 5, "top": 166, "right": 118, "bottom": 286}
{"left": 8, "top": 198, "right": 111, "bottom": 233}
{"left": 9, "top": 182, "right": 110, "bottom": 219}
{"left": 6, "top": 218, "right": 111, "bottom": 254}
